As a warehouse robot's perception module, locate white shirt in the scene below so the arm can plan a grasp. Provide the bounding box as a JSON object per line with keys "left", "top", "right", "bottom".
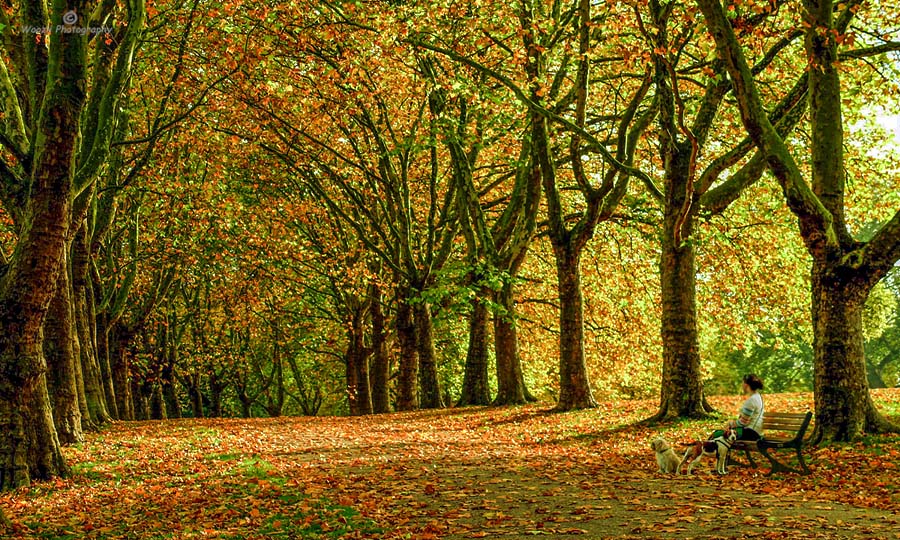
{"left": 738, "top": 392, "right": 764, "bottom": 434}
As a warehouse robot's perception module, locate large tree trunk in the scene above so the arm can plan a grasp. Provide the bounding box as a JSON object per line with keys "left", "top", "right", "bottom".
{"left": 652, "top": 203, "right": 713, "bottom": 421}
{"left": 553, "top": 247, "right": 597, "bottom": 411}
{"left": 413, "top": 302, "right": 444, "bottom": 409}
{"left": 396, "top": 298, "right": 419, "bottom": 411}
{"left": 811, "top": 261, "right": 896, "bottom": 441}
{"left": 43, "top": 250, "right": 85, "bottom": 444}
{"left": 0, "top": 172, "right": 73, "bottom": 490}
{"left": 457, "top": 295, "right": 492, "bottom": 406}
{"left": 369, "top": 285, "right": 391, "bottom": 414}
{"left": 493, "top": 280, "right": 535, "bottom": 405}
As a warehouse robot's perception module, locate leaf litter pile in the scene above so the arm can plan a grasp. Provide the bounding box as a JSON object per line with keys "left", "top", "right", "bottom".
{"left": 3, "top": 390, "right": 900, "bottom": 539}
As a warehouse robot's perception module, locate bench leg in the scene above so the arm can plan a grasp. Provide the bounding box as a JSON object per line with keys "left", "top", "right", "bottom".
{"left": 795, "top": 447, "right": 811, "bottom": 475}
{"left": 759, "top": 445, "right": 801, "bottom": 476}
{"left": 744, "top": 448, "right": 757, "bottom": 468}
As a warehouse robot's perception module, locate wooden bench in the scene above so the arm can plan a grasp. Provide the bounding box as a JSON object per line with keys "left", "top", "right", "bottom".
{"left": 728, "top": 411, "right": 813, "bottom": 475}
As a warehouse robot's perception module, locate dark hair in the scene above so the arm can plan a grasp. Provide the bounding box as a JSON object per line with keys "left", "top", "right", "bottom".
{"left": 743, "top": 374, "right": 764, "bottom": 391}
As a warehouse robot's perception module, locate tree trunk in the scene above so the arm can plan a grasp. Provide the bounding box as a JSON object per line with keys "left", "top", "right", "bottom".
{"left": 0, "top": 167, "right": 74, "bottom": 490}
{"left": 43, "top": 249, "right": 85, "bottom": 444}
{"left": 188, "top": 372, "right": 204, "bottom": 418}
{"left": 346, "top": 307, "right": 372, "bottom": 416}
{"left": 208, "top": 372, "right": 225, "bottom": 418}
{"left": 110, "top": 327, "right": 134, "bottom": 421}
{"left": 149, "top": 384, "right": 166, "bottom": 420}
{"left": 345, "top": 338, "right": 360, "bottom": 416}
{"left": 370, "top": 285, "right": 391, "bottom": 413}
{"left": 651, "top": 203, "right": 713, "bottom": 421}
{"left": 96, "top": 314, "right": 119, "bottom": 420}
{"left": 73, "top": 229, "right": 110, "bottom": 426}
{"left": 132, "top": 378, "right": 150, "bottom": 421}
{"left": 162, "top": 366, "right": 181, "bottom": 419}
{"left": 493, "top": 280, "right": 535, "bottom": 405}
{"left": 355, "top": 346, "right": 373, "bottom": 416}
{"left": 811, "top": 261, "right": 896, "bottom": 441}
{"left": 553, "top": 247, "right": 597, "bottom": 411}
{"left": 396, "top": 298, "right": 419, "bottom": 411}
{"left": 457, "top": 295, "right": 492, "bottom": 406}
{"left": 413, "top": 301, "right": 444, "bottom": 409}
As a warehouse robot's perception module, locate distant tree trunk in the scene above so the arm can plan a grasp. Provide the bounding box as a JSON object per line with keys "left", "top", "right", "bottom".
{"left": 370, "top": 284, "right": 391, "bottom": 413}
{"left": 413, "top": 301, "right": 444, "bottom": 409}
{"left": 237, "top": 390, "right": 253, "bottom": 418}
{"left": 355, "top": 347, "right": 373, "bottom": 415}
{"left": 493, "top": 279, "right": 535, "bottom": 405}
{"left": 263, "top": 354, "right": 285, "bottom": 417}
{"left": 553, "top": 247, "right": 597, "bottom": 411}
{"left": 149, "top": 384, "right": 166, "bottom": 420}
{"left": 188, "top": 372, "right": 204, "bottom": 418}
{"left": 162, "top": 363, "right": 181, "bottom": 419}
{"left": 651, "top": 187, "right": 713, "bottom": 421}
{"left": 110, "top": 326, "right": 134, "bottom": 421}
{"left": 457, "top": 295, "right": 492, "bottom": 406}
{"left": 208, "top": 372, "right": 226, "bottom": 418}
{"left": 345, "top": 337, "right": 360, "bottom": 416}
{"left": 396, "top": 297, "right": 419, "bottom": 411}
{"left": 95, "top": 312, "right": 119, "bottom": 420}
{"left": 43, "top": 250, "right": 85, "bottom": 444}
{"left": 73, "top": 227, "right": 110, "bottom": 425}
{"left": 346, "top": 306, "right": 373, "bottom": 416}
{"left": 132, "top": 379, "right": 150, "bottom": 421}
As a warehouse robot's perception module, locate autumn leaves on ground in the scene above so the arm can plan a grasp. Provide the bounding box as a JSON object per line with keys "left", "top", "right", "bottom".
{"left": 2, "top": 391, "right": 899, "bottom": 540}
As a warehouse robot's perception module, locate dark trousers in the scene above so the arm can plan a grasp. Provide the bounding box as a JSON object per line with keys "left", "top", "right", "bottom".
{"left": 710, "top": 427, "right": 760, "bottom": 441}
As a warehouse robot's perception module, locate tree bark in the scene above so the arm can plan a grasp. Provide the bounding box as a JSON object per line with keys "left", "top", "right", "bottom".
{"left": 149, "top": 384, "right": 166, "bottom": 421}
{"left": 43, "top": 249, "right": 85, "bottom": 444}
{"left": 72, "top": 224, "right": 110, "bottom": 426}
{"left": 345, "top": 306, "right": 373, "bottom": 416}
{"left": 413, "top": 301, "right": 444, "bottom": 409}
{"left": 0, "top": 170, "right": 72, "bottom": 490}
{"left": 95, "top": 312, "right": 119, "bottom": 420}
{"left": 161, "top": 362, "right": 181, "bottom": 420}
{"left": 652, "top": 166, "right": 713, "bottom": 421}
{"left": 109, "top": 326, "right": 134, "bottom": 421}
{"left": 396, "top": 298, "right": 419, "bottom": 411}
{"left": 188, "top": 372, "right": 204, "bottom": 418}
{"left": 811, "top": 261, "right": 896, "bottom": 440}
{"left": 553, "top": 247, "right": 597, "bottom": 411}
{"left": 457, "top": 295, "right": 492, "bottom": 406}
{"left": 493, "top": 280, "right": 535, "bottom": 405}
{"left": 370, "top": 284, "right": 391, "bottom": 413}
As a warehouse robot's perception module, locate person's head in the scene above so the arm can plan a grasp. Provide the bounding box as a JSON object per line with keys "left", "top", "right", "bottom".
{"left": 742, "top": 374, "right": 764, "bottom": 394}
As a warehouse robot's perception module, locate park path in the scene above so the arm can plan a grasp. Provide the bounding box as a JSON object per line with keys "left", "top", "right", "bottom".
{"left": 234, "top": 406, "right": 900, "bottom": 539}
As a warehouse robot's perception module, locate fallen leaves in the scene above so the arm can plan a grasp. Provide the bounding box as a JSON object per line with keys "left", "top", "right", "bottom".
{"left": 0, "top": 390, "right": 898, "bottom": 539}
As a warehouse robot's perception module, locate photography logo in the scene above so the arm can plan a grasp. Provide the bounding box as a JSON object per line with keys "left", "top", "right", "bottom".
{"left": 20, "top": 9, "right": 112, "bottom": 35}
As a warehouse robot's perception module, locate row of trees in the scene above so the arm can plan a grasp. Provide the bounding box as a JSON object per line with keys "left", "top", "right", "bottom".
{"left": 1, "top": 0, "right": 899, "bottom": 490}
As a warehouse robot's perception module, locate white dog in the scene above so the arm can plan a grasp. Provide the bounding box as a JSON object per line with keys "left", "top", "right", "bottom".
{"left": 678, "top": 429, "right": 738, "bottom": 475}
{"left": 650, "top": 437, "right": 681, "bottom": 473}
